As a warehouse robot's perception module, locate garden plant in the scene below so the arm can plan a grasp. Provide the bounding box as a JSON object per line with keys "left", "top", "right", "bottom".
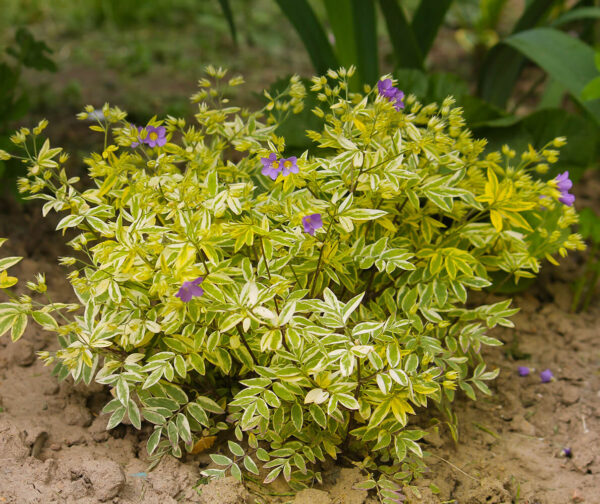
{"left": 0, "top": 66, "right": 585, "bottom": 500}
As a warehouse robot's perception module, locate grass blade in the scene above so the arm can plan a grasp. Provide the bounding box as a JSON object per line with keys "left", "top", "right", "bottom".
{"left": 502, "top": 27, "right": 600, "bottom": 124}
{"left": 351, "top": 0, "right": 379, "bottom": 85}
{"left": 217, "top": 0, "right": 237, "bottom": 44}
{"left": 479, "top": 0, "right": 509, "bottom": 30}
{"left": 378, "top": 0, "right": 423, "bottom": 69}
{"left": 323, "top": 0, "right": 356, "bottom": 69}
{"left": 274, "top": 0, "right": 338, "bottom": 75}
{"left": 411, "top": 0, "right": 453, "bottom": 58}
{"left": 513, "top": 0, "right": 557, "bottom": 32}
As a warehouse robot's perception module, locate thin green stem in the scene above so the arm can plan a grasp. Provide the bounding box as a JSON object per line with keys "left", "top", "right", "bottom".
{"left": 258, "top": 238, "right": 292, "bottom": 352}
{"left": 309, "top": 217, "right": 335, "bottom": 298}
{"left": 236, "top": 324, "right": 258, "bottom": 365}
{"left": 288, "top": 262, "right": 301, "bottom": 287}
{"left": 259, "top": 238, "right": 279, "bottom": 316}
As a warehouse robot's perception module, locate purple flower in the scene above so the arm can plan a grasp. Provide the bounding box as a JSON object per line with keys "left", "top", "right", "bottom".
{"left": 518, "top": 366, "right": 530, "bottom": 377}
{"left": 555, "top": 171, "right": 575, "bottom": 206}
{"left": 175, "top": 277, "right": 204, "bottom": 302}
{"left": 555, "top": 172, "right": 573, "bottom": 193}
{"left": 130, "top": 126, "right": 144, "bottom": 148}
{"left": 562, "top": 447, "right": 572, "bottom": 458}
{"left": 144, "top": 126, "right": 167, "bottom": 147}
{"left": 280, "top": 156, "right": 299, "bottom": 176}
{"left": 377, "top": 78, "right": 405, "bottom": 111}
{"left": 540, "top": 369, "right": 554, "bottom": 383}
{"left": 559, "top": 192, "right": 575, "bottom": 206}
{"left": 302, "top": 213, "right": 323, "bottom": 236}
{"left": 131, "top": 125, "right": 167, "bottom": 148}
{"left": 261, "top": 153, "right": 281, "bottom": 180}
{"left": 377, "top": 79, "right": 395, "bottom": 98}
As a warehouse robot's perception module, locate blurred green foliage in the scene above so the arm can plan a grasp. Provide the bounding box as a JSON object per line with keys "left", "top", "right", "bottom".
{"left": 572, "top": 207, "right": 600, "bottom": 311}
{"left": 582, "top": 51, "right": 600, "bottom": 102}
{"left": 0, "top": 27, "right": 56, "bottom": 186}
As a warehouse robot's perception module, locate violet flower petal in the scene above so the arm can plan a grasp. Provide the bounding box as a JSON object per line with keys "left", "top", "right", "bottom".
{"left": 261, "top": 153, "right": 281, "bottom": 180}
{"left": 559, "top": 191, "right": 575, "bottom": 206}
{"left": 555, "top": 171, "right": 572, "bottom": 192}
{"left": 175, "top": 277, "right": 205, "bottom": 302}
{"left": 377, "top": 78, "right": 405, "bottom": 109}
{"left": 280, "top": 156, "right": 299, "bottom": 176}
{"left": 302, "top": 216, "right": 315, "bottom": 235}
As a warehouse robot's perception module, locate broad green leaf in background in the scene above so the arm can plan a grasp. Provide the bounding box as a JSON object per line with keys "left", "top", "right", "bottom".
{"left": 393, "top": 68, "right": 429, "bottom": 98}
{"left": 394, "top": 69, "right": 468, "bottom": 102}
{"left": 478, "top": 0, "right": 560, "bottom": 107}
{"left": 502, "top": 28, "right": 600, "bottom": 124}
{"left": 582, "top": 77, "right": 600, "bottom": 102}
{"left": 274, "top": 0, "right": 338, "bottom": 75}
{"left": 582, "top": 51, "right": 600, "bottom": 102}
{"left": 538, "top": 79, "right": 567, "bottom": 109}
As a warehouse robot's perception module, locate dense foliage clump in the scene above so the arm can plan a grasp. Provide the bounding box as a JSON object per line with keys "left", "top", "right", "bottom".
{"left": 0, "top": 66, "right": 583, "bottom": 497}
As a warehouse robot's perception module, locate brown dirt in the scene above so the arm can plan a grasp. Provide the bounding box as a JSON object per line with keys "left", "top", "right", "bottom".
{"left": 1, "top": 173, "right": 600, "bottom": 504}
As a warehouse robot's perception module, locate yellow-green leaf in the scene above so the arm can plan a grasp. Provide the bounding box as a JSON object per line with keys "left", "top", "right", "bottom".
{"left": 11, "top": 313, "right": 28, "bottom": 342}
{"left": 0, "top": 270, "right": 18, "bottom": 288}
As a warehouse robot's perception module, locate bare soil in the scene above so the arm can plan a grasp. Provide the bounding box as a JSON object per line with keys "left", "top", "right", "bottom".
{"left": 1, "top": 173, "right": 600, "bottom": 504}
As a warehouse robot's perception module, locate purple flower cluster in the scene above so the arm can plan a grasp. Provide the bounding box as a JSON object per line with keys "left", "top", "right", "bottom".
{"left": 302, "top": 213, "right": 323, "bottom": 236}
{"left": 377, "top": 79, "right": 405, "bottom": 111}
{"left": 555, "top": 171, "right": 574, "bottom": 207}
{"left": 260, "top": 153, "right": 298, "bottom": 180}
{"left": 175, "top": 277, "right": 204, "bottom": 302}
{"left": 131, "top": 125, "right": 167, "bottom": 148}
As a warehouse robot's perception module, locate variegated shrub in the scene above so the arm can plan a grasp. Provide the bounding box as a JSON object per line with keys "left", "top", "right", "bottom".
{"left": 0, "top": 66, "right": 583, "bottom": 498}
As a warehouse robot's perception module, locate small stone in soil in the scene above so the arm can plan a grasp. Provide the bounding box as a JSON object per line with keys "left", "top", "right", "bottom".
{"left": 64, "top": 402, "right": 93, "bottom": 427}
{"left": 73, "top": 460, "right": 125, "bottom": 502}
{"left": 561, "top": 384, "right": 580, "bottom": 405}
{"left": 10, "top": 340, "right": 35, "bottom": 367}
